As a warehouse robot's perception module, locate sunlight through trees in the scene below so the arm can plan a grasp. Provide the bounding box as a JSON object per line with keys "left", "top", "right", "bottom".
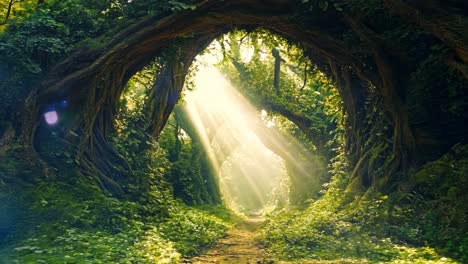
{"left": 0, "top": 1, "right": 466, "bottom": 263}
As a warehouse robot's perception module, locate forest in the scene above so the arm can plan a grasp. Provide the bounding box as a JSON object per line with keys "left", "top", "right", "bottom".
{"left": 0, "top": 0, "right": 467, "bottom": 263}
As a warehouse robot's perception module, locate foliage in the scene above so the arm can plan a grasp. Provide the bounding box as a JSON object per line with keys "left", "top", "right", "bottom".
{"left": 11, "top": 203, "right": 229, "bottom": 263}
{"left": 159, "top": 116, "right": 209, "bottom": 205}
{"left": 260, "top": 144, "right": 468, "bottom": 263}
{"left": 0, "top": 0, "right": 117, "bottom": 121}
{"left": 114, "top": 63, "right": 220, "bottom": 206}
{"left": 158, "top": 208, "right": 229, "bottom": 256}
{"left": 0, "top": 0, "right": 37, "bottom": 29}
{"left": 392, "top": 144, "right": 468, "bottom": 262}
{"left": 261, "top": 194, "right": 459, "bottom": 262}
{"left": 0, "top": 154, "right": 230, "bottom": 263}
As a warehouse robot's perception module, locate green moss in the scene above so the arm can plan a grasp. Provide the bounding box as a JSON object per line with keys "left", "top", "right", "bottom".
{"left": 343, "top": 176, "right": 364, "bottom": 200}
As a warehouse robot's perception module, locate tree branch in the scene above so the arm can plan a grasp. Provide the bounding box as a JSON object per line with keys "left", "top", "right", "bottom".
{"left": 0, "top": 0, "right": 17, "bottom": 26}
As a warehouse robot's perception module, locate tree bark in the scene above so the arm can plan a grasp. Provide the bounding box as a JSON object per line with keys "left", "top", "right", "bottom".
{"left": 344, "top": 15, "right": 415, "bottom": 182}
{"left": 145, "top": 35, "right": 218, "bottom": 138}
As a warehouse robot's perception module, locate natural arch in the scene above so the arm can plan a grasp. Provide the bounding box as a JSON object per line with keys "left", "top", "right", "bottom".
{"left": 17, "top": 0, "right": 468, "bottom": 195}
{"left": 1, "top": 1, "right": 467, "bottom": 262}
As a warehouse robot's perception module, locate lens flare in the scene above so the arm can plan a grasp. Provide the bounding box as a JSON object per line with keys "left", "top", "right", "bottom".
{"left": 44, "top": 111, "right": 59, "bottom": 125}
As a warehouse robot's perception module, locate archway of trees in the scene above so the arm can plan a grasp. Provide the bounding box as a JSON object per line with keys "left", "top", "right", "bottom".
{"left": 1, "top": 0, "right": 467, "bottom": 262}
{"left": 15, "top": 0, "right": 467, "bottom": 196}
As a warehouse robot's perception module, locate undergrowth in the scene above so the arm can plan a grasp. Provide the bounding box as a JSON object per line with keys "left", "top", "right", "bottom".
{"left": 0, "top": 155, "right": 231, "bottom": 263}
{"left": 260, "top": 144, "right": 468, "bottom": 263}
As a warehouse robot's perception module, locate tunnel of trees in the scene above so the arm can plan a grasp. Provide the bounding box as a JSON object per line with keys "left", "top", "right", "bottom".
{"left": 0, "top": 0, "right": 467, "bottom": 263}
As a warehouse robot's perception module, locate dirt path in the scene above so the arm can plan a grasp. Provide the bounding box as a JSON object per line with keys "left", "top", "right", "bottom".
{"left": 187, "top": 216, "right": 269, "bottom": 264}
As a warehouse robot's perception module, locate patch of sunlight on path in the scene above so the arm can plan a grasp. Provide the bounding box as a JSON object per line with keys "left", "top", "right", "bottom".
{"left": 186, "top": 216, "right": 269, "bottom": 264}
{"left": 186, "top": 217, "right": 366, "bottom": 264}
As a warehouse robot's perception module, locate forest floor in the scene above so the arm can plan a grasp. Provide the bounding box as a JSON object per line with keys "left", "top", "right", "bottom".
{"left": 186, "top": 216, "right": 370, "bottom": 264}
{"left": 187, "top": 216, "right": 270, "bottom": 264}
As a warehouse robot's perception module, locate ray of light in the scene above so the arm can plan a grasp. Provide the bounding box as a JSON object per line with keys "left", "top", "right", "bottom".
{"left": 184, "top": 50, "right": 321, "bottom": 213}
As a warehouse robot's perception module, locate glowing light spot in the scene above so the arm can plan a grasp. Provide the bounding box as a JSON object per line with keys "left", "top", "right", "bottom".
{"left": 44, "top": 111, "right": 59, "bottom": 125}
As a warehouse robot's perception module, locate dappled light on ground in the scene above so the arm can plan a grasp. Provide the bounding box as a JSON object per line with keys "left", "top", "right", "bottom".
{"left": 190, "top": 216, "right": 267, "bottom": 264}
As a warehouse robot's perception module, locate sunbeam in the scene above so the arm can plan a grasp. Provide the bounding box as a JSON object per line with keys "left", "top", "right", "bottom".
{"left": 184, "top": 53, "right": 323, "bottom": 214}
{"left": 185, "top": 64, "right": 291, "bottom": 213}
